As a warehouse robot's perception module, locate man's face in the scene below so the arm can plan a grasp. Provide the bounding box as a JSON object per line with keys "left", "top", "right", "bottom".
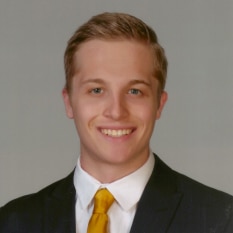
{"left": 63, "top": 39, "right": 167, "bottom": 180}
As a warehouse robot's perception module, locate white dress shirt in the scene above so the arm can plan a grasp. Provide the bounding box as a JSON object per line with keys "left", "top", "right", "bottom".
{"left": 73, "top": 152, "right": 155, "bottom": 233}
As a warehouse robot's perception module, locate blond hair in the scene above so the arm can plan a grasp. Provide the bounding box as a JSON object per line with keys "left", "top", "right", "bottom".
{"left": 64, "top": 12, "right": 168, "bottom": 93}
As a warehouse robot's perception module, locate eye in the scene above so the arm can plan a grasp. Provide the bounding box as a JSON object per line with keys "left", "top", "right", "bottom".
{"left": 90, "top": 88, "right": 103, "bottom": 94}
{"left": 128, "top": 88, "right": 142, "bottom": 95}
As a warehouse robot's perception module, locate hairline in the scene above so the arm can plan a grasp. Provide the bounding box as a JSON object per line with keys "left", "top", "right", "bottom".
{"left": 66, "top": 37, "right": 164, "bottom": 93}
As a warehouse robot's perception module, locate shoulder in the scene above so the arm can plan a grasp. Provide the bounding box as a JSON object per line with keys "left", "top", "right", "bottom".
{"left": 0, "top": 171, "right": 75, "bottom": 231}
{"left": 157, "top": 154, "right": 233, "bottom": 218}
{"left": 169, "top": 161, "right": 233, "bottom": 203}
{"left": 155, "top": 153, "right": 233, "bottom": 201}
{"left": 1, "top": 171, "right": 74, "bottom": 210}
{"left": 174, "top": 169, "right": 233, "bottom": 231}
{"left": 152, "top": 154, "right": 233, "bottom": 231}
{"left": 174, "top": 168, "right": 233, "bottom": 208}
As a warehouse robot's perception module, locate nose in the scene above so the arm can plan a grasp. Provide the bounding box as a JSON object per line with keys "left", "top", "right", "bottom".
{"left": 103, "top": 93, "right": 128, "bottom": 120}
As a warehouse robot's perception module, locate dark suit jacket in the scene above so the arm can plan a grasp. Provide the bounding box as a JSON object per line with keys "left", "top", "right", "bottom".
{"left": 1, "top": 154, "right": 233, "bottom": 233}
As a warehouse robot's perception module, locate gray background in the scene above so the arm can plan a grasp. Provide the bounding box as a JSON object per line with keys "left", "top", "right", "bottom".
{"left": 0, "top": 0, "right": 232, "bottom": 206}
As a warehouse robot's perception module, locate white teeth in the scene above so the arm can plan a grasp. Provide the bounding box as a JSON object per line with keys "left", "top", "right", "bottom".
{"left": 101, "top": 129, "right": 132, "bottom": 137}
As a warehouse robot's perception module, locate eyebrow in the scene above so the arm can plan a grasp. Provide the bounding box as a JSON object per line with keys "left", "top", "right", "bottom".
{"left": 128, "top": 79, "right": 151, "bottom": 87}
{"left": 81, "top": 78, "right": 105, "bottom": 85}
{"left": 81, "top": 78, "right": 151, "bottom": 86}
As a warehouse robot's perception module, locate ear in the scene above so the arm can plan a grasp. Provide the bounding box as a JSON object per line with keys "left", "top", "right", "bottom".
{"left": 156, "top": 91, "right": 168, "bottom": 120}
{"left": 62, "top": 88, "right": 74, "bottom": 119}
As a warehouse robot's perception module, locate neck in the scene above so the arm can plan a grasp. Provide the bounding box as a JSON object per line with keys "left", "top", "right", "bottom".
{"left": 80, "top": 154, "right": 149, "bottom": 183}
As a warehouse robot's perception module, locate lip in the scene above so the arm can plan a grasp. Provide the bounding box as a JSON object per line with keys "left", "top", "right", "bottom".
{"left": 97, "top": 127, "right": 136, "bottom": 140}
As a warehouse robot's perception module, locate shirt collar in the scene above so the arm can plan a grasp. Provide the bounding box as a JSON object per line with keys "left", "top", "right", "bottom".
{"left": 74, "top": 152, "right": 155, "bottom": 211}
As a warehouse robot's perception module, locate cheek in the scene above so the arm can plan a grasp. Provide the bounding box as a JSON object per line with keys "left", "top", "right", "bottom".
{"left": 135, "top": 104, "right": 157, "bottom": 124}
{"left": 73, "top": 103, "right": 100, "bottom": 128}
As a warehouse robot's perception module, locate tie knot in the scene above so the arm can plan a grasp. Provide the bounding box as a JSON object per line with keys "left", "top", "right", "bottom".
{"left": 93, "top": 189, "right": 114, "bottom": 214}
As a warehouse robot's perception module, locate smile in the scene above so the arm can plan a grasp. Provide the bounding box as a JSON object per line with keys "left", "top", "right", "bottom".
{"left": 101, "top": 129, "right": 133, "bottom": 137}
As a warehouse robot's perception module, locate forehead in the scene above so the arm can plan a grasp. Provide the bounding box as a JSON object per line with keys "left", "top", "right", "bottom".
{"left": 73, "top": 39, "right": 155, "bottom": 75}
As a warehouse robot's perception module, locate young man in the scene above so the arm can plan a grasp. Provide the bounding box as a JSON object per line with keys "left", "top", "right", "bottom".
{"left": 0, "top": 12, "right": 232, "bottom": 233}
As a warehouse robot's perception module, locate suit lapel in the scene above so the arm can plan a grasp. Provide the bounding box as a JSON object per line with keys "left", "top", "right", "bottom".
{"left": 40, "top": 155, "right": 182, "bottom": 233}
{"left": 130, "top": 154, "right": 183, "bottom": 233}
{"left": 45, "top": 172, "right": 76, "bottom": 233}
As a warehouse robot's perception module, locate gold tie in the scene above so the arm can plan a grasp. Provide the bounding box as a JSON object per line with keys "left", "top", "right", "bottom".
{"left": 87, "top": 189, "right": 114, "bottom": 233}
